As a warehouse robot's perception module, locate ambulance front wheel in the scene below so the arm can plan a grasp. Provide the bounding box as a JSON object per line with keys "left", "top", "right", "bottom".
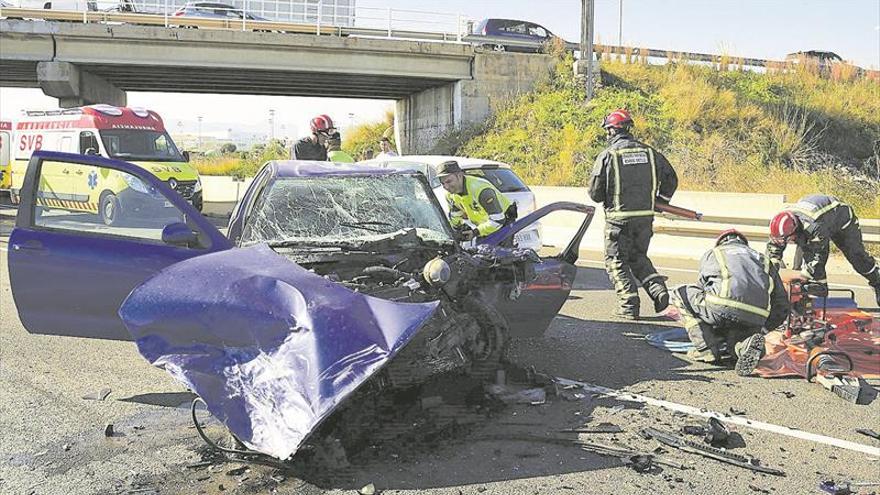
{"left": 99, "top": 192, "right": 121, "bottom": 227}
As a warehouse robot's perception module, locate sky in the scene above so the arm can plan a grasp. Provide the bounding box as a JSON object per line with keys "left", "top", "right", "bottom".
{"left": 1, "top": 0, "right": 878, "bottom": 138}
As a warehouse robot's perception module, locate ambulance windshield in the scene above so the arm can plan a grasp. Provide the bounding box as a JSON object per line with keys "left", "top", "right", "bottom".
{"left": 99, "top": 130, "right": 185, "bottom": 162}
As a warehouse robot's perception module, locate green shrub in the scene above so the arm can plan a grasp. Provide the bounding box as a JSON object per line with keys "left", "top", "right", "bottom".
{"left": 459, "top": 56, "right": 880, "bottom": 217}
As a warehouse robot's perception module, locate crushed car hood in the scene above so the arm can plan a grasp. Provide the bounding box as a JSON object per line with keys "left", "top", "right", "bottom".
{"left": 118, "top": 244, "right": 439, "bottom": 460}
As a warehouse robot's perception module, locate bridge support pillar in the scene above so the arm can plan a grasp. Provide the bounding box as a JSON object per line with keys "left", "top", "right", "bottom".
{"left": 37, "top": 61, "right": 126, "bottom": 108}
{"left": 395, "top": 52, "right": 555, "bottom": 154}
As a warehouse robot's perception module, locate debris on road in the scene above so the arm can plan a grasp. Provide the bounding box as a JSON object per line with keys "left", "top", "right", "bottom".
{"left": 558, "top": 423, "right": 623, "bottom": 434}
{"left": 103, "top": 424, "right": 114, "bottom": 437}
{"left": 359, "top": 482, "right": 377, "bottom": 495}
{"left": 641, "top": 427, "right": 784, "bottom": 476}
{"left": 856, "top": 428, "right": 880, "bottom": 441}
{"left": 819, "top": 479, "right": 880, "bottom": 494}
{"left": 486, "top": 385, "right": 547, "bottom": 405}
{"left": 82, "top": 387, "right": 112, "bottom": 401}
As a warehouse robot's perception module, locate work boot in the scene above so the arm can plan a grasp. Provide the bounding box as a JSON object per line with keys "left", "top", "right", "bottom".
{"left": 643, "top": 277, "right": 670, "bottom": 313}
{"left": 734, "top": 333, "right": 766, "bottom": 377}
{"left": 685, "top": 348, "right": 718, "bottom": 364}
{"left": 614, "top": 308, "right": 639, "bottom": 321}
{"left": 614, "top": 297, "right": 640, "bottom": 320}
{"left": 653, "top": 290, "right": 670, "bottom": 313}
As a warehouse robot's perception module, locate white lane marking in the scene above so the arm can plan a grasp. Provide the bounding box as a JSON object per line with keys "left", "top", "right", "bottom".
{"left": 577, "top": 259, "right": 872, "bottom": 291}
{"left": 555, "top": 376, "right": 880, "bottom": 457}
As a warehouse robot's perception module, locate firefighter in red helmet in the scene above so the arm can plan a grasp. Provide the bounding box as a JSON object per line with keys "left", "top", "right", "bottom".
{"left": 290, "top": 115, "right": 335, "bottom": 160}
{"left": 768, "top": 194, "right": 880, "bottom": 306}
{"left": 589, "top": 109, "right": 679, "bottom": 320}
{"left": 670, "top": 229, "right": 789, "bottom": 375}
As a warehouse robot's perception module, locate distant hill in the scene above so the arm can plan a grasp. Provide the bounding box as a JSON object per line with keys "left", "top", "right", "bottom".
{"left": 452, "top": 53, "right": 879, "bottom": 217}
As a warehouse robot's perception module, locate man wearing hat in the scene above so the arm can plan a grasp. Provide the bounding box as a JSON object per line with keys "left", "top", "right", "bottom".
{"left": 437, "top": 160, "right": 517, "bottom": 241}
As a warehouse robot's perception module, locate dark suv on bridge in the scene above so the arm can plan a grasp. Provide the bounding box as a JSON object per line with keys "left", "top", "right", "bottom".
{"left": 472, "top": 18, "right": 556, "bottom": 52}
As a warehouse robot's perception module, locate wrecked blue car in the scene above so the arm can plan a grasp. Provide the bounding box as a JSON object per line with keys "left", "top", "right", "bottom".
{"left": 8, "top": 151, "right": 594, "bottom": 460}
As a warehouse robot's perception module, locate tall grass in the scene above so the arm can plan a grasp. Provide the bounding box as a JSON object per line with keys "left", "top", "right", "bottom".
{"left": 457, "top": 55, "right": 880, "bottom": 217}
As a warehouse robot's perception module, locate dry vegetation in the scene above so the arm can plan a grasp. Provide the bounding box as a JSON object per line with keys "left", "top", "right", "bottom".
{"left": 456, "top": 50, "right": 879, "bottom": 217}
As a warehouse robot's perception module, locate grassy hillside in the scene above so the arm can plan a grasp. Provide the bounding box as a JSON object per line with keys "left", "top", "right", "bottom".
{"left": 456, "top": 54, "right": 880, "bottom": 217}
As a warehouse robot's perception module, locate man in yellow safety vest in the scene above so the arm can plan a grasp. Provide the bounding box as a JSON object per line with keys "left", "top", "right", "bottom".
{"left": 437, "top": 160, "right": 517, "bottom": 242}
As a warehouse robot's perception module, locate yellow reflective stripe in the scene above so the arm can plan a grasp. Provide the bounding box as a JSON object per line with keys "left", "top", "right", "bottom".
{"left": 712, "top": 247, "right": 730, "bottom": 298}
{"left": 606, "top": 210, "right": 655, "bottom": 219}
{"left": 763, "top": 255, "right": 773, "bottom": 311}
{"left": 787, "top": 201, "right": 840, "bottom": 220}
{"left": 612, "top": 152, "right": 621, "bottom": 211}
{"left": 705, "top": 294, "right": 771, "bottom": 318}
{"left": 648, "top": 148, "right": 657, "bottom": 209}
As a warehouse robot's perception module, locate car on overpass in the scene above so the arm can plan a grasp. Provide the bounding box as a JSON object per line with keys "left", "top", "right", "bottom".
{"left": 172, "top": 2, "right": 269, "bottom": 21}
{"left": 360, "top": 155, "right": 542, "bottom": 250}
{"left": 8, "top": 150, "right": 594, "bottom": 459}
{"left": 471, "top": 18, "right": 558, "bottom": 52}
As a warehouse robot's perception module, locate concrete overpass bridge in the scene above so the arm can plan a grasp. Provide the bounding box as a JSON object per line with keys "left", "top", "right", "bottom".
{"left": 0, "top": 20, "right": 555, "bottom": 152}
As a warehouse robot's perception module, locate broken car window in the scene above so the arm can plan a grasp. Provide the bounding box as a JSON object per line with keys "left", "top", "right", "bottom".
{"left": 240, "top": 174, "right": 452, "bottom": 246}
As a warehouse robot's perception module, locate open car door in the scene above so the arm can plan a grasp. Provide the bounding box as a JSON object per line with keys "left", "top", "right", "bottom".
{"left": 7, "top": 150, "right": 232, "bottom": 340}
{"left": 479, "top": 202, "right": 594, "bottom": 339}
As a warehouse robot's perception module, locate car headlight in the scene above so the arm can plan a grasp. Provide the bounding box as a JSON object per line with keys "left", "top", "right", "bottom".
{"left": 124, "top": 175, "right": 151, "bottom": 194}
{"left": 193, "top": 178, "right": 202, "bottom": 193}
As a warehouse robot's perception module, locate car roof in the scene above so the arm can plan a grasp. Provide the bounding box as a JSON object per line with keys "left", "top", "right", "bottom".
{"left": 267, "top": 160, "right": 400, "bottom": 178}
{"left": 374, "top": 155, "right": 511, "bottom": 170}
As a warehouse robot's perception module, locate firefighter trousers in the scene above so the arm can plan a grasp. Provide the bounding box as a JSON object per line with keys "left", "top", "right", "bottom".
{"left": 603, "top": 217, "right": 667, "bottom": 313}
{"left": 670, "top": 285, "right": 760, "bottom": 358}
{"left": 802, "top": 211, "right": 880, "bottom": 287}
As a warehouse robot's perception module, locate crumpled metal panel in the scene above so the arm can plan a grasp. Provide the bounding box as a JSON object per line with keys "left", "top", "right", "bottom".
{"left": 119, "top": 244, "right": 439, "bottom": 459}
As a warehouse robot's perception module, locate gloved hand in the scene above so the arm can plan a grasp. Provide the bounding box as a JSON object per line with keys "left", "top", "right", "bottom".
{"left": 457, "top": 227, "right": 479, "bottom": 242}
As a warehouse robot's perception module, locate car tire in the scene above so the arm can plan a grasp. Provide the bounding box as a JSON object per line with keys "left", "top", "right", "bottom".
{"left": 492, "top": 44, "right": 506, "bottom": 52}
{"left": 99, "top": 191, "right": 121, "bottom": 227}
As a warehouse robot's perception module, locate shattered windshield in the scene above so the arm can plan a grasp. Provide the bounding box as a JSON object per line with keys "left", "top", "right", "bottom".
{"left": 240, "top": 174, "right": 453, "bottom": 246}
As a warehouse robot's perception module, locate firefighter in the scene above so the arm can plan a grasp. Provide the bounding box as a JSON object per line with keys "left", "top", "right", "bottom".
{"left": 671, "top": 229, "right": 790, "bottom": 376}
{"left": 437, "top": 160, "right": 517, "bottom": 241}
{"left": 291, "top": 114, "right": 333, "bottom": 161}
{"left": 768, "top": 194, "right": 880, "bottom": 306}
{"left": 325, "top": 131, "right": 354, "bottom": 163}
{"left": 589, "top": 109, "right": 679, "bottom": 319}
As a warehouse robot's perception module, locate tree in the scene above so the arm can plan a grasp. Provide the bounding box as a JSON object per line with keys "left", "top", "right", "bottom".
{"left": 220, "top": 143, "right": 237, "bottom": 154}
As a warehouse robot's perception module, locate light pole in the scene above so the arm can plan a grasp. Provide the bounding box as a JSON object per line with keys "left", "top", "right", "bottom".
{"left": 618, "top": 0, "right": 623, "bottom": 47}
{"left": 197, "top": 116, "right": 203, "bottom": 150}
{"left": 268, "top": 109, "right": 276, "bottom": 141}
{"left": 581, "top": 0, "right": 595, "bottom": 99}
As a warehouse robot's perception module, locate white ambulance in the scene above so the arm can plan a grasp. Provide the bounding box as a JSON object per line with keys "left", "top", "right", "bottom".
{"left": 10, "top": 105, "right": 203, "bottom": 222}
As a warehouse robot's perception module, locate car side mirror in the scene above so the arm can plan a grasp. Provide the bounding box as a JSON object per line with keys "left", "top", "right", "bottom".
{"left": 162, "top": 222, "right": 199, "bottom": 248}
{"left": 84, "top": 148, "right": 99, "bottom": 156}
{"left": 182, "top": 150, "right": 190, "bottom": 162}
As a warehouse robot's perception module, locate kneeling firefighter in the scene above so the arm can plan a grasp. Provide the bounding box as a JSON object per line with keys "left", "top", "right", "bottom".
{"left": 437, "top": 160, "right": 517, "bottom": 242}
{"left": 671, "top": 229, "right": 790, "bottom": 376}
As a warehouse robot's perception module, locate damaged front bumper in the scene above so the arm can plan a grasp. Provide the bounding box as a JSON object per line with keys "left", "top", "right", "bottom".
{"left": 120, "top": 244, "right": 439, "bottom": 460}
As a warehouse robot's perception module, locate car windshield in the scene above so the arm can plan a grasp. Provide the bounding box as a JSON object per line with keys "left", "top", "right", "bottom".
{"left": 378, "top": 161, "right": 440, "bottom": 188}
{"left": 99, "top": 130, "right": 184, "bottom": 162}
{"left": 240, "top": 174, "right": 453, "bottom": 246}
{"left": 465, "top": 167, "right": 530, "bottom": 193}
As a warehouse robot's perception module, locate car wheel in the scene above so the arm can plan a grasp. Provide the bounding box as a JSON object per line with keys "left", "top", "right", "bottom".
{"left": 492, "top": 44, "right": 506, "bottom": 52}
{"left": 99, "top": 191, "right": 121, "bottom": 227}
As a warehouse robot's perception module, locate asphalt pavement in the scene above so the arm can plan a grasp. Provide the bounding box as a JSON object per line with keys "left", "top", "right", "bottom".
{"left": 1, "top": 209, "right": 879, "bottom": 495}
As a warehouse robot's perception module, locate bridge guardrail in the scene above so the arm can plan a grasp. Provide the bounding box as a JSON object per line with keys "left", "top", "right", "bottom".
{"left": 0, "top": 2, "right": 469, "bottom": 41}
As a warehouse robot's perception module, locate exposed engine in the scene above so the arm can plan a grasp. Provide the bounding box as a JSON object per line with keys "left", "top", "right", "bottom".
{"left": 273, "top": 234, "right": 539, "bottom": 391}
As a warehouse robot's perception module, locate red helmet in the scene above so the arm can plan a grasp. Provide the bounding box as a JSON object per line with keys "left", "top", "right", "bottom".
{"left": 310, "top": 115, "right": 334, "bottom": 134}
{"left": 715, "top": 228, "right": 748, "bottom": 246}
{"left": 769, "top": 211, "right": 800, "bottom": 245}
{"left": 602, "top": 109, "right": 633, "bottom": 129}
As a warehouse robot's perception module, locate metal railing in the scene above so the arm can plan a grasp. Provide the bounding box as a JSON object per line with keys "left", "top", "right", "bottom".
{"left": 0, "top": 0, "right": 470, "bottom": 41}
